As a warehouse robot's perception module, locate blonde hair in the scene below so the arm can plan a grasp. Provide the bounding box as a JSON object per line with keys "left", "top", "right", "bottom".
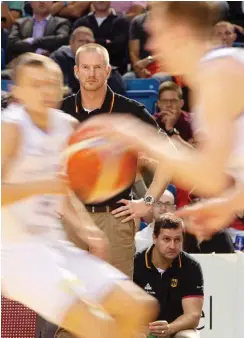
{"left": 152, "top": 1, "right": 221, "bottom": 37}
{"left": 75, "top": 43, "right": 110, "bottom": 66}
{"left": 12, "top": 53, "right": 63, "bottom": 84}
{"left": 158, "top": 81, "right": 183, "bottom": 99}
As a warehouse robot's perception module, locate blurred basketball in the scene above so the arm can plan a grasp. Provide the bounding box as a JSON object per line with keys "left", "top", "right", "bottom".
{"left": 65, "top": 126, "right": 138, "bottom": 203}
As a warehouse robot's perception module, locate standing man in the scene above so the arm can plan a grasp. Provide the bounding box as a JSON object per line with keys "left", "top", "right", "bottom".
{"left": 61, "top": 43, "right": 160, "bottom": 278}
{"left": 50, "top": 26, "right": 125, "bottom": 94}
{"left": 134, "top": 213, "right": 204, "bottom": 338}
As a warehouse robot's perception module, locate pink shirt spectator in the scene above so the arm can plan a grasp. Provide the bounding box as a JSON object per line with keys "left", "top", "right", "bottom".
{"left": 111, "top": 1, "right": 147, "bottom": 14}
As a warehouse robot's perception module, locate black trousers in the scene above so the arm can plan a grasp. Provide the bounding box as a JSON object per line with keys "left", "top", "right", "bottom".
{"left": 36, "top": 315, "right": 58, "bottom": 338}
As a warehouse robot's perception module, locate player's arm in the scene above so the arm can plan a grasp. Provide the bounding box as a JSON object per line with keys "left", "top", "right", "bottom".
{"left": 144, "top": 58, "right": 244, "bottom": 196}
{"left": 1, "top": 122, "right": 67, "bottom": 206}
{"left": 227, "top": 182, "right": 244, "bottom": 212}
{"left": 62, "top": 194, "right": 108, "bottom": 260}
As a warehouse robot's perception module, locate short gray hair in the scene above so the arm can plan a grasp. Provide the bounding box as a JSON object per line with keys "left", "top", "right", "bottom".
{"left": 70, "top": 26, "right": 94, "bottom": 42}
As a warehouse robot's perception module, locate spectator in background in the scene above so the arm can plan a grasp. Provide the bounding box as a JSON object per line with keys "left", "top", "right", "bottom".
{"left": 213, "top": 21, "right": 237, "bottom": 47}
{"left": 125, "top": 12, "right": 171, "bottom": 82}
{"left": 50, "top": 1, "right": 91, "bottom": 24}
{"left": 1, "top": 1, "right": 24, "bottom": 30}
{"left": 156, "top": 81, "right": 194, "bottom": 144}
{"left": 111, "top": 1, "right": 146, "bottom": 20}
{"left": 8, "top": 1, "right": 71, "bottom": 60}
{"left": 73, "top": 1, "right": 129, "bottom": 74}
{"left": 136, "top": 189, "right": 176, "bottom": 253}
{"left": 50, "top": 26, "right": 125, "bottom": 94}
{"left": 134, "top": 214, "right": 203, "bottom": 338}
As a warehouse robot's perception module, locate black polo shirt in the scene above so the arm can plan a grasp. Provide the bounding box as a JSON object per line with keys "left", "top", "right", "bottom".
{"left": 61, "top": 86, "right": 158, "bottom": 207}
{"left": 134, "top": 246, "right": 204, "bottom": 323}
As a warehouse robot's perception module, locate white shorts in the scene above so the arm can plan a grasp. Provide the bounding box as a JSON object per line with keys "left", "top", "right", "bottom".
{"left": 1, "top": 239, "right": 127, "bottom": 325}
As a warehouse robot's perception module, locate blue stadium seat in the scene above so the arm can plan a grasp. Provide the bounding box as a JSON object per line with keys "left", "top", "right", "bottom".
{"left": 233, "top": 42, "right": 244, "bottom": 48}
{"left": 125, "top": 89, "right": 158, "bottom": 115}
{"left": 124, "top": 78, "right": 160, "bottom": 92}
{"left": 1, "top": 80, "right": 12, "bottom": 92}
{"left": 139, "top": 221, "right": 148, "bottom": 231}
{"left": 1, "top": 48, "right": 6, "bottom": 70}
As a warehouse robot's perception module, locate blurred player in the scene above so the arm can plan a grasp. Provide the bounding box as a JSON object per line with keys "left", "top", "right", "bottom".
{"left": 1, "top": 53, "right": 157, "bottom": 338}
{"left": 78, "top": 2, "right": 244, "bottom": 238}
{"left": 176, "top": 183, "right": 244, "bottom": 239}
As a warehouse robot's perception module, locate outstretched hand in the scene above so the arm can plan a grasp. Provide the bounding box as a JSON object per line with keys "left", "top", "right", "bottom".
{"left": 175, "top": 197, "right": 235, "bottom": 240}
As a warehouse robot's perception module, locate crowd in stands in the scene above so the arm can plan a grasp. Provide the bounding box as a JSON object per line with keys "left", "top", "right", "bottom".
{"left": 1, "top": 2, "right": 244, "bottom": 337}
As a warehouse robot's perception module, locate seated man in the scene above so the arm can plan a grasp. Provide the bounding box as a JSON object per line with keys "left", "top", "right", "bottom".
{"left": 134, "top": 213, "right": 203, "bottom": 338}
{"left": 110, "top": 1, "right": 146, "bottom": 20}
{"left": 50, "top": 1, "right": 91, "bottom": 23}
{"left": 50, "top": 26, "right": 125, "bottom": 94}
{"left": 1, "top": 1, "right": 24, "bottom": 30}
{"left": 8, "top": 1, "right": 71, "bottom": 60}
{"left": 125, "top": 11, "right": 171, "bottom": 82}
{"left": 73, "top": 1, "right": 130, "bottom": 74}
{"left": 213, "top": 21, "right": 237, "bottom": 47}
{"left": 155, "top": 81, "right": 194, "bottom": 144}
{"left": 136, "top": 189, "right": 176, "bottom": 253}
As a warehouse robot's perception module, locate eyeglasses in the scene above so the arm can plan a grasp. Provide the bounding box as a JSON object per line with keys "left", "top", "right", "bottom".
{"left": 154, "top": 202, "right": 176, "bottom": 210}
{"left": 159, "top": 99, "right": 180, "bottom": 105}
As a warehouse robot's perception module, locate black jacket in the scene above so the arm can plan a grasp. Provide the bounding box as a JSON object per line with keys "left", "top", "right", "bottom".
{"left": 8, "top": 16, "right": 71, "bottom": 59}
{"left": 50, "top": 46, "right": 125, "bottom": 95}
{"left": 61, "top": 86, "right": 158, "bottom": 206}
{"left": 73, "top": 12, "right": 129, "bottom": 73}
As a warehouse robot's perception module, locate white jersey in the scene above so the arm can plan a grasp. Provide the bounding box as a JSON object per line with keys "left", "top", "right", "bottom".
{"left": 1, "top": 105, "right": 126, "bottom": 325}
{"left": 193, "top": 47, "right": 244, "bottom": 182}
{"left": 1, "top": 104, "right": 77, "bottom": 244}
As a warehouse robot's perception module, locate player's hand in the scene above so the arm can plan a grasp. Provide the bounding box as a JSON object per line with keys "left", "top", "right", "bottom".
{"left": 87, "top": 228, "right": 109, "bottom": 261}
{"left": 134, "top": 59, "right": 151, "bottom": 74}
{"left": 111, "top": 198, "right": 153, "bottom": 223}
{"left": 78, "top": 114, "right": 160, "bottom": 155}
{"left": 149, "top": 320, "right": 171, "bottom": 338}
{"left": 175, "top": 197, "right": 235, "bottom": 240}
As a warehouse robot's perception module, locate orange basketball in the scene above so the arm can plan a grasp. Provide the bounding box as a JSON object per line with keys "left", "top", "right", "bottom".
{"left": 65, "top": 126, "right": 138, "bottom": 203}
